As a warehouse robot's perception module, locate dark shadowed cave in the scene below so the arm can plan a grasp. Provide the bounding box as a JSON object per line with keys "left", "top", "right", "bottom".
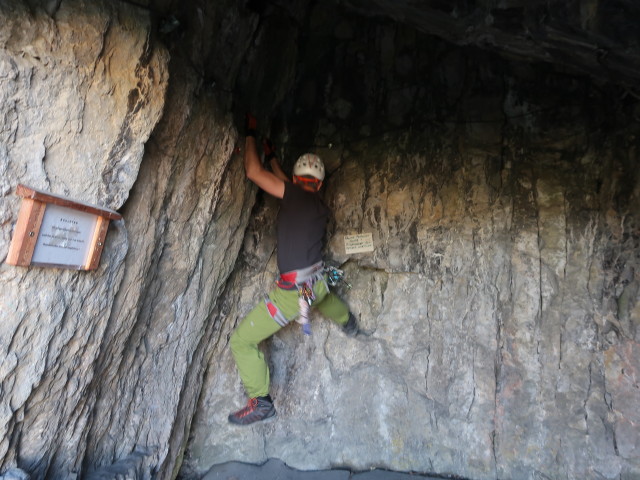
{"left": 0, "top": 1, "right": 639, "bottom": 479}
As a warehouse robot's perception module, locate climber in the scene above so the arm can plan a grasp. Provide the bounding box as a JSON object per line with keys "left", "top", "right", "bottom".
{"left": 227, "top": 113, "right": 358, "bottom": 425}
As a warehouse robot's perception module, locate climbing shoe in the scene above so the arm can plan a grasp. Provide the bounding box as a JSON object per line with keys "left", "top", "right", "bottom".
{"left": 342, "top": 312, "right": 359, "bottom": 337}
{"left": 228, "top": 396, "right": 276, "bottom": 425}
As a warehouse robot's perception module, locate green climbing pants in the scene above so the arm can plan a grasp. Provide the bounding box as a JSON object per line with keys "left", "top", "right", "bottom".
{"left": 230, "top": 277, "right": 349, "bottom": 398}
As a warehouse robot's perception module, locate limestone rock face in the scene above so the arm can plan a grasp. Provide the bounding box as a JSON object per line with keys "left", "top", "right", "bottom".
{"left": 0, "top": 0, "right": 170, "bottom": 477}
{"left": 1, "top": 1, "right": 639, "bottom": 480}
{"left": 1, "top": 0, "right": 287, "bottom": 478}
{"left": 184, "top": 3, "right": 640, "bottom": 480}
{"left": 336, "top": 0, "right": 640, "bottom": 87}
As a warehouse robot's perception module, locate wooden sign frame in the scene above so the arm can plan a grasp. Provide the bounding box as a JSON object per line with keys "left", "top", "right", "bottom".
{"left": 6, "top": 184, "right": 122, "bottom": 270}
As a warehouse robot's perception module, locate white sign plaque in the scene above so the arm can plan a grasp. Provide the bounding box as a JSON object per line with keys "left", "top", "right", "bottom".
{"left": 344, "top": 232, "right": 374, "bottom": 254}
{"left": 6, "top": 184, "right": 122, "bottom": 270}
{"left": 31, "top": 204, "right": 98, "bottom": 267}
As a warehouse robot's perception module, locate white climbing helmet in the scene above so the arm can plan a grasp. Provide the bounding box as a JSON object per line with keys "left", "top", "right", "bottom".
{"left": 293, "top": 153, "right": 325, "bottom": 181}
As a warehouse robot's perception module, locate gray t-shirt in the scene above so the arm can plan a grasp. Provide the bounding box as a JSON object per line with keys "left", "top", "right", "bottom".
{"left": 277, "top": 182, "right": 329, "bottom": 273}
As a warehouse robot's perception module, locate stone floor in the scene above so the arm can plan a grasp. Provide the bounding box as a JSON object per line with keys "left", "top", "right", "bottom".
{"left": 202, "top": 458, "right": 450, "bottom": 480}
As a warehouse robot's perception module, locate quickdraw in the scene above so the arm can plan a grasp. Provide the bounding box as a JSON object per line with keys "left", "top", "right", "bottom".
{"left": 324, "top": 265, "right": 352, "bottom": 289}
{"left": 297, "top": 283, "right": 315, "bottom": 336}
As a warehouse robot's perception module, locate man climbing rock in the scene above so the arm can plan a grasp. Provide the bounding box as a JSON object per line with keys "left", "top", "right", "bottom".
{"left": 228, "top": 113, "right": 358, "bottom": 425}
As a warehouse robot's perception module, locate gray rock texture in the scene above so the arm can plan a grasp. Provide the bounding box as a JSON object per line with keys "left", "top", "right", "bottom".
{"left": 0, "top": 1, "right": 638, "bottom": 480}
{"left": 184, "top": 3, "right": 640, "bottom": 480}
{"left": 0, "top": 0, "right": 168, "bottom": 477}
{"left": 1, "top": 0, "right": 287, "bottom": 478}
{"left": 336, "top": 0, "right": 640, "bottom": 87}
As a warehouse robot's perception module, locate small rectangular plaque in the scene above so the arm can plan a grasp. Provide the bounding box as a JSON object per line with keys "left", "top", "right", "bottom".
{"left": 31, "top": 204, "right": 98, "bottom": 268}
{"left": 344, "top": 232, "right": 374, "bottom": 254}
{"left": 6, "top": 184, "right": 122, "bottom": 270}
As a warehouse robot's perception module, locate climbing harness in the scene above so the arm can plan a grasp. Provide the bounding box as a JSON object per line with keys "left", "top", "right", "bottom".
{"left": 265, "top": 262, "right": 352, "bottom": 336}
{"left": 267, "top": 261, "right": 326, "bottom": 335}
{"left": 276, "top": 261, "right": 325, "bottom": 290}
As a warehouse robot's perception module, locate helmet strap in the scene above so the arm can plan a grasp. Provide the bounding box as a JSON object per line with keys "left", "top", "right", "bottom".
{"left": 293, "top": 176, "right": 322, "bottom": 192}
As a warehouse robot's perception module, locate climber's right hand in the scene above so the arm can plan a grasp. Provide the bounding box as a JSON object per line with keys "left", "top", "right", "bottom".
{"left": 263, "top": 138, "right": 276, "bottom": 161}
{"left": 245, "top": 112, "right": 257, "bottom": 137}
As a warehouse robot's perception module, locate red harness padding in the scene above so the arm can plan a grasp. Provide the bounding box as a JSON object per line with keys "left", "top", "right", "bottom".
{"left": 276, "top": 261, "right": 324, "bottom": 290}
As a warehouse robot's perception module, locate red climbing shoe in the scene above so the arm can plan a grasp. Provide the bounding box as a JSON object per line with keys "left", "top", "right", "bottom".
{"left": 228, "top": 397, "right": 276, "bottom": 425}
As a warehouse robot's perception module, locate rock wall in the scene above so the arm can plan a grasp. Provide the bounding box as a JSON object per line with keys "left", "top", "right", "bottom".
{"left": 0, "top": 1, "right": 639, "bottom": 480}
{"left": 0, "top": 0, "right": 169, "bottom": 477}
{"left": 1, "top": 1, "right": 306, "bottom": 478}
{"left": 184, "top": 3, "right": 640, "bottom": 480}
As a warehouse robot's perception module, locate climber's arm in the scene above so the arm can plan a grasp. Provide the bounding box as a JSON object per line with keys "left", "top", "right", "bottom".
{"left": 244, "top": 135, "right": 285, "bottom": 199}
{"left": 262, "top": 138, "right": 290, "bottom": 183}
